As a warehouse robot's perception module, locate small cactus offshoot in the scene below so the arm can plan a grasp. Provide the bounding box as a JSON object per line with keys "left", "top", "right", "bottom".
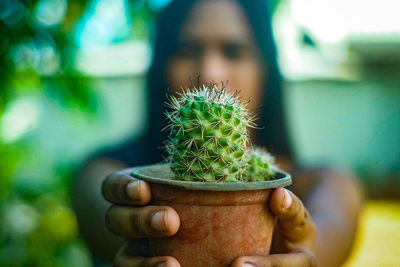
{"left": 246, "top": 148, "right": 276, "bottom": 182}
{"left": 164, "top": 84, "right": 276, "bottom": 182}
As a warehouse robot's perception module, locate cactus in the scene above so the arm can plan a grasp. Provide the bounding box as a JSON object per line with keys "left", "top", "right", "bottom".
{"left": 165, "top": 84, "right": 275, "bottom": 182}
{"left": 246, "top": 147, "right": 276, "bottom": 181}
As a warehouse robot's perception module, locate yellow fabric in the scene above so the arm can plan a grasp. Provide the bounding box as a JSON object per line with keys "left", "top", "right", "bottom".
{"left": 343, "top": 200, "right": 400, "bottom": 267}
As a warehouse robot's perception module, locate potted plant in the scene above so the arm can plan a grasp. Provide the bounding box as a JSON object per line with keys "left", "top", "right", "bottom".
{"left": 131, "top": 85, "right": 291, "bottom": 267}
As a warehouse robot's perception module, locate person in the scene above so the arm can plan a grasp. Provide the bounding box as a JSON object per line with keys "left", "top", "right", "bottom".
{"left": 73, "top": 0, "right": 364, "bottom": 266}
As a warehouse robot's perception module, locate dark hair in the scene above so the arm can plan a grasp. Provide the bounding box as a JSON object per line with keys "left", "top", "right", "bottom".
{"left": 147, "top": 0, "right": 291, "bottom": 157}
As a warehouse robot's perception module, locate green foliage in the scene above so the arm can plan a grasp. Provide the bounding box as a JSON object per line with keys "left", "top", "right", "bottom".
{"left": 0, "top": 0, "right": 93, "bottom": 114}
{"left": 0, "top": 0, "right": 165, "bottom": 262}
{"left": 0, "top": 140, "right": 91, "bottom": 266}
{"left": 0, "top": 0, "right": 115, "bottom": 265}
{"left": 165, "top": 85, "right": 275, "bottom": 182}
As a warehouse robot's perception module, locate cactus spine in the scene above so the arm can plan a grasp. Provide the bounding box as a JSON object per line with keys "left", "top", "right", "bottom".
{"left": 165, "top": 84, "right": 275, "bottom": 182}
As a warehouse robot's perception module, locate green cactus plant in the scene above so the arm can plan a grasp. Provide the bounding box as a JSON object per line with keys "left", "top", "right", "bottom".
{"left": 246, "top": 147, "right": 276, "bottom": 182}
{"left": 165, "top": 84, "right": 275, "bottom": 182}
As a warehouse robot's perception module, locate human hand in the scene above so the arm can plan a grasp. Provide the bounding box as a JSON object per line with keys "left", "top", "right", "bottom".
{"left": 231, "top": 188, "right": 317, "bottom": 267}
{"left": 102, "top": 168, "right": 181, "bottom": 267}
{"left": 103, "top": 170, "right": 316, "bottom": 267}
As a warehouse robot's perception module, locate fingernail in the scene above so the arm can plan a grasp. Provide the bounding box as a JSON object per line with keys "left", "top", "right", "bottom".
{"left": 157, "top": 263, "right": 167, "bottom": 267}
{"left": 151, "top": 211, "right": 168, "bottom": 231}
{"left": 243, "top": 263, "right": 255, "bottom": 267}
{"left": 126, "top": 181, "right": 141, "bottom": 200}
{"left": 282, "top": 189, "right": 292, "bottom": 209}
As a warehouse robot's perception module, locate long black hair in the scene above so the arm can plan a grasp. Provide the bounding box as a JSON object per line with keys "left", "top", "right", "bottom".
{"left": 147, "top": 0, "right": 291, "bottom": 152}
{"left": 104, "top": 0, "right": 291, "bottom": 165}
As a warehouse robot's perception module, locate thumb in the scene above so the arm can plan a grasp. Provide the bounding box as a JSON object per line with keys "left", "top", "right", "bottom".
{"left": 269, "top": 188, "right": 316, "bottom": 243}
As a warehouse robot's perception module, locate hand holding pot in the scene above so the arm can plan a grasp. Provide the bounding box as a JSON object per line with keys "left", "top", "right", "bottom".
{"left": 102, "top": 168, "right": 181, "bottom": 267}
{"left": 231, "top": 188, "right": 317, "bottom": 267}
{"left": 103, "top": 169, "right": 317, "bottom": 267}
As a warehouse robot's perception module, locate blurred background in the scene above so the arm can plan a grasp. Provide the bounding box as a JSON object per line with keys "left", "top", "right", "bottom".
{"left": 0, "top": 0, "right": 399, "bottom": 266}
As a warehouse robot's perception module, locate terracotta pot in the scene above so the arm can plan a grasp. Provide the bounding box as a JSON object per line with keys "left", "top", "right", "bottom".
{"left": 131, "top": 163, "right": 291, "bottom": 267}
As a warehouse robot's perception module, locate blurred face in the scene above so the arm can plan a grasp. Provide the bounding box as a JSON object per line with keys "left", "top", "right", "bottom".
{"left": 166, "top": 0, "right": 265, "bottom": 113}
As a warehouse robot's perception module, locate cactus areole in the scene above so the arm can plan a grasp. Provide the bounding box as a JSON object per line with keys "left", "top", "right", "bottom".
{"left": 165, "top": 84, "right": 276, "bottom": 182}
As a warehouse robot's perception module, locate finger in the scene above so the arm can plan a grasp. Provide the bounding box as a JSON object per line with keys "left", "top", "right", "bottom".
{"left": 102, "top": 169, "right": 151, "bottom": 205}
{"left": 269, "top": 188, "right": 316, "bottom": 242}
{"left": 114, "top": 256, "right": 180, "bottom": 267}
{"left": 231, "top": 250, "right": 317, "bottom": 267}
{"left": 106, "top": 205, "right": 180, "bottom": 238}
{"left": 114, "top": 242, "right": 181, "bottom": 267}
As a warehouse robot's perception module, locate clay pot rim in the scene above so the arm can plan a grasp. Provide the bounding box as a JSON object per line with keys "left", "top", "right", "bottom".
{"left": 131, "top": 163, "right": 291, "bottom": 191}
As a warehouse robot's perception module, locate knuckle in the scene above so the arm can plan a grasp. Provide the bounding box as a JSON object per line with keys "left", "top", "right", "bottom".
{"left": 103, "top": 168, "right": 139, "bottom": 203}
{"left": 142, "top": 213, "right": 153, "bottom": 234}
{"left": 115, "top": 175, "right": 136, "bottom": 203}
{"left": 305, "top": 213, "right": 317, "bottom": 237}
{"left": 130, "top": 207, "right": 150, "bottom": 235}
{"left": 279, "top": 209, "right": 306, "bottom": 231}
{"left": 112, "top": 176, "right": 124, "bottom": 203}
